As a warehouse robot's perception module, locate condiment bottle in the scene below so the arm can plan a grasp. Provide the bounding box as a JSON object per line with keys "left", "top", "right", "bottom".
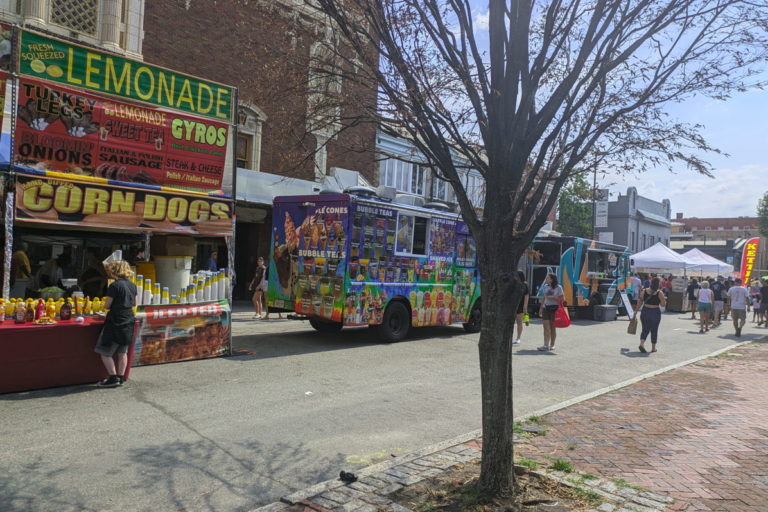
{"left": 15, "top": 302, "right": 27, "bottom": 323}
{"left": 153, "top": 283, "right": 161, "bottom": 305}
{"left": 4, "top": 299, "right": 14, "bottom": 319}
{"left": 210, "top": 274, "right": 218, "bottom": 301}
{"left": 179, "top": 288, "right": 187, "bottom": 304}
{"left": 0, "top": 299, "right": 5, "bottom": 322}
{"left": 84, "top": 297, "right": 92, "bottom": 316}
{"left": 46, "top": 301, "right": 55, "bottom": 320}
{"left": 161, "top": 287, "right": 169, "bottom": 305}
{"left": 187, "top": 284, "right": 197, "bottom": 303}
{"left": 203, "top": 277, "right": 211, "bottom": 301}
{"left": 136, "top": 275, "right": 144, "bottom": 304}
{"left": 143, "top": 279, "right": 153, "bottom": 305}
{"left": 170, "top": 295, "right": 177, "bottom": 305}
{"left": 196, "top": 279, "right": 204, "bottom": 302}
{"left": 26, "top": 302, "right": 35, "bottom": 322}
{"left": 60, "top": 300, "right": 72, "bottom": 321}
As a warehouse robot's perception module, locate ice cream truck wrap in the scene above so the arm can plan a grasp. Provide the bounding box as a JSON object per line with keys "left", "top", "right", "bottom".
{"left": 267, "top": 193, "right": 481, "bottom": 341}
{"left": 524, "top": 236, "right": 631, "bottom": 318}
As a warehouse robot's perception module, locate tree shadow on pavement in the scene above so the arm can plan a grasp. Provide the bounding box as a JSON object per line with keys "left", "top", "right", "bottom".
{"left": 125, "top": 437, "right": 346, "bottom": 512}
{"left": 0, "top": 464, "right": 96, "bottom": 512}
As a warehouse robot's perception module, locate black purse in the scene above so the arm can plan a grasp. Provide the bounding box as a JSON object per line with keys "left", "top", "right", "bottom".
{"left": 545, "top": 304, "right": 559, "bottom": 312}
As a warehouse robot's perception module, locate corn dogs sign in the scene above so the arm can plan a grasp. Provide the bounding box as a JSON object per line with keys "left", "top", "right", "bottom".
{"left": 15, "top": 173, "right": 233, "bottom": 236}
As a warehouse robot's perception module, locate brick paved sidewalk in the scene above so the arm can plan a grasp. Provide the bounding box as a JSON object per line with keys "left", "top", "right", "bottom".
{"left": 517, "top": 339, "right": 768, "bottom": 511}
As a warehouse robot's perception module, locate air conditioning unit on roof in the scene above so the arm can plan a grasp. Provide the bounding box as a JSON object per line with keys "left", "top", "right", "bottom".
{"left": 396, "top": 194, "right": 426, "bottom": 207}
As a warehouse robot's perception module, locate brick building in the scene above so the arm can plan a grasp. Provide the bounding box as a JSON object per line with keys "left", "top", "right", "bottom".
{"left": 140, "top": 0, "right": 379, "bottom": 298}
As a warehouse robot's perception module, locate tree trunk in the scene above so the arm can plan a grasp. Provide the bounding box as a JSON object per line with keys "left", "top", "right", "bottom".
{"left": 475, "top": 203, "right": 527, "bottom": 496}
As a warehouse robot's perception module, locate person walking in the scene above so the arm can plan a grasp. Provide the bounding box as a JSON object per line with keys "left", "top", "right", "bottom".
{"left": 710, "top": 275, "right": 727, "bottom": 327}
{"left": 727, "top": 278, "right": 749, "bottom": 337}
{"left": 94, "top": 261, "right": 138, "bottom": 388}
{"left": 538, "top": 273, "right": 564, "bottom": 351}
{"left": 513, "top": 270, "right": 529, "bottom": 345}
{"left": 760, "top": 278, "right": 768, "bottom": 327}
{"left": 697, "top": 280, "right": 714, "bottom": 333}
{"left": 249, "top": 257, "right": 266, "bottom": 319}
{"left": 631, "top": 272, "right": 643, "bottom": 306}
{"left": 634, "top": 276, "right": 667, "bottom": 353}
{"left": 687, "top": 278, "right": 700, "bottom": 319}
{"left": 261, "top": 259, "right": 283, "bottom": 320}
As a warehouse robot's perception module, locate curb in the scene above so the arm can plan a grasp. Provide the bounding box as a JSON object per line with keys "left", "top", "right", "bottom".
{"left": 248, "top": 338, "right": 758, "bottom": 512}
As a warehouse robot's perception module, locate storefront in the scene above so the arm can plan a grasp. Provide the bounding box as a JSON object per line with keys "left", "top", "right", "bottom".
{"left": 1, "top": 27, "right": 237, "bottom": 394}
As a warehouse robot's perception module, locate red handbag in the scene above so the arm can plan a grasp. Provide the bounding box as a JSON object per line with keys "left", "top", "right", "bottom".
{"left": 553, "top": 299, "right": 571, "bottom": 328}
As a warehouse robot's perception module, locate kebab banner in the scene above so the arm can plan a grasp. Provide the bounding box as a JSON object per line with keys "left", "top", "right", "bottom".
{"left": 15, "top": 171, "right": 233, "bottom": 235}
{"left": 17, "top": 28, "right": 233, "bottom": 122}
{"left": 14, "top": 77, "right": 228, "bottom": 191}
{"left": 132, "top": 300, "right": 231, "bottom": 366}
{"left": 740, "top": 237, "right": 760, "bottom": 285}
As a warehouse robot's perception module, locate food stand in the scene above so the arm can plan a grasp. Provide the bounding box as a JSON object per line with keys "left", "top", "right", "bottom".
{"left": 0, "top": 27, "right": 237, "bottom": 394}
{"left": 630, "top": 242, "right": 702, "bottom": 312}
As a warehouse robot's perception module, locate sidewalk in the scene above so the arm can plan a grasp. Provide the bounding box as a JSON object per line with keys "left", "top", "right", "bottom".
{"left": 256, "top": 338, "right": 768, "bottom": 512}
{"left": 516, "top": 338, "right": 768, "bottom": 511}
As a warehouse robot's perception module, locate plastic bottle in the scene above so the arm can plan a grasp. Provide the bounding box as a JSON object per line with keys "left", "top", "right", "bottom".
{"left": 153, "top": 283, "right": 161, "bottom": 305}
{"left": 4, "top": 299, "right": 14, "bottom": 319}
{"left": 162, "top": 287, "right": 170, "bottom": 305}
{"left": 196, "top": 279, "right": 204, "bottom": 302}
{"left": 179, "top": 288, "right": 187, "bottom": 304}
{"left": 84, "top": 297, "right": 91, "bottom": 316}
{"left": 170, "top": 295, "right": 177, "bottom": 305}
{"left": 60, "top": 300, "right": 72, "bottom": 321}
{"left": 143, "top": 279, "right": 153, "bottom": 305}
{"left": 203, "top": 276, "right": 211, "bottom": 301}
{"left": 524, "top": 313, "right": 530, "bottom": 326}
{"left": 15, "top": 302, "right": 27, "bottom": 323}
{"left": 136, "top": 275, "right": 144, "bottom": 305}
{"left": 0, "top": 299, "right": 5, "bottom": 322}
{"left": 26, "top": 302, "right": 36, "bottom": 322}
{"left": 188, "top": 284, "right": 197, "bottom": 303}
{"left": 218, "top": 271, "right": 226, "bottom": 299}
{"left": 210, "top": 274, "right": 218, "bottom": 301}
{"left": 46, "top": 301, "right": 56, "bottom": 320}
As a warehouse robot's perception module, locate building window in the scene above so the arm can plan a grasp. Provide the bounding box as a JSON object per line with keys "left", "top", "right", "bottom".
{"left": 236, "top": 104, "right": 266, "bottom": 172}
{"left": 237, "top": 134, "right": 253, "bottom": 169}
{"left": 382, "top": 159, "right": 425, "bottom": 196}
{"left": 431, "top": 173, "right": 454, "bottom": 203}
{"left": 718, "top": 226, "right": 724, "bottom": 230}
{"left": 733, "top": 226, "right": 739, "bottom": 231}
{"left": 631, "top": 232, "right": 635, "bottom": 251}
{"left": 51, "top": 0, "right": 99, "bottom": 36}
{"left": 705, "top": 227, "right": 711, "bottom": 230}
{"left": 692, "top": 227, "right": 697, "bottom": 231}
{"left": 643, "top": 234, "right": 647, "bottom": 249}
{"left": 650, "top": 236, "right": 654, "bottom": 246}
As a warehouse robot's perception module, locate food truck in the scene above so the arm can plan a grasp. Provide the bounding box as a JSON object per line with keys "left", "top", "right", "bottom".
{"left": 523, "top": 236, "right": 632, "bottom": 318}
{"left": 266, "top": 188, "right": 481, "bottom": 342}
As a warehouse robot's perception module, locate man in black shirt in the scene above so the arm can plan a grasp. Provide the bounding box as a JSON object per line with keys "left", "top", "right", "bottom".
{"left": 710, "top": 275, "right": 727, "bottom": 327}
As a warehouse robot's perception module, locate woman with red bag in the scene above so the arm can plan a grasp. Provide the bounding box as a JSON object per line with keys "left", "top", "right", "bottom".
{"left": 538, "top": 273, "right": 564, "bottom": 351}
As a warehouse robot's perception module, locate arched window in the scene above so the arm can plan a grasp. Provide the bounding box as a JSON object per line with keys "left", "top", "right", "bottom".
{"left": 236, "top": 104, "right": 267, "bottom": 171}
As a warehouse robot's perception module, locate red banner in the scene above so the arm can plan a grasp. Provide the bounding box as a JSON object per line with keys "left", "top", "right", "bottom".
{"left": 740, "top": 237, "right": 760, "bottom": 285}
{"left": 14, "top": 77, "right": 228, "bottom": 192}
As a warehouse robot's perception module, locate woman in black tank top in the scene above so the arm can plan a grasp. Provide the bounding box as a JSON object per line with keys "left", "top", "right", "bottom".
{"left": 633, "top": 277, "right": 667, "bottom": 354}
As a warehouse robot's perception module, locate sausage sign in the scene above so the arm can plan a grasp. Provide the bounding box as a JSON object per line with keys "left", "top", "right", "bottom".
{"left": 15, "top": 171, "right": 233, "bottom": 236}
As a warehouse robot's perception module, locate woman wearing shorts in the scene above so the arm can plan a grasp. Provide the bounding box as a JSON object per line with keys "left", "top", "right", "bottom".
{"left": 249, "top": 257, "right": 266, "bottom": 319}
{"left": 697, "top": 280, "right": 714, "bottom": 333}
{"left": 95, "top": 261, "right": 138, "bottom": 388}
{"left": 513, "top": 270, "right": 529, "bottom": 345}
{"left": 538, "top": 273, "right": 564, "bottom": 351}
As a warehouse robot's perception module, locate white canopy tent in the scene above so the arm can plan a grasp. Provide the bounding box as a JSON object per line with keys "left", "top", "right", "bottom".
{"left": 630, "top": 242, "right": 701, "bottom": 272}
{"left": 681, "top": 248, "right": 734, "bottom": 275}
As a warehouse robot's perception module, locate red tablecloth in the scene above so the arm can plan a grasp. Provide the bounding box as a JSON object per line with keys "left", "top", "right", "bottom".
{"left": 0, "top": 318, "right": 135, "bottom": 394}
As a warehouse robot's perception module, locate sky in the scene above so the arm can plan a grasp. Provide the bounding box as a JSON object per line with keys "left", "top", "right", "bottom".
{"left": 468, "top": 5, "right": 767, "bottom": 219}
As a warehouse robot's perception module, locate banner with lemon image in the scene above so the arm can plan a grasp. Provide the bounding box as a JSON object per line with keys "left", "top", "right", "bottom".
{"left": 17, "top": 29, "right": 234, "bottom": 123}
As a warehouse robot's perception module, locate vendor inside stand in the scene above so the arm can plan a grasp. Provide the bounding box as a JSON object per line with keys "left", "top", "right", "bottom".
{"left": 79, "top": 247, "right": 109, "bottom": 299}
{"left": 25, "top": 252, "right": 76, "bottom": 299}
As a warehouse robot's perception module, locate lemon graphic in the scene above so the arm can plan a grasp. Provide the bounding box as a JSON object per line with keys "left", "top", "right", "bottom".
{"left": 30, "top": 59, "right": 46, "bottom": 73}
{"left": 46, "top": 65, "right": 63, "bottom": 78}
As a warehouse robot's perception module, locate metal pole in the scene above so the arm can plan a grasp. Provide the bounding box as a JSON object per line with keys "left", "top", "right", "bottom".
{"left": 228, "top": 88, "right": 238, "bottom": 356}
{"left": 2, "top": 182, "right": 13, "bottom": 301}
{"left": 591, "top": 167, "right": 597, "bottom": 240}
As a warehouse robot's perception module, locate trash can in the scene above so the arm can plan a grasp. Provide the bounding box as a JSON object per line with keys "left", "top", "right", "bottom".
{"left": 593, "top": 305, "right": 618, "bottom": 322}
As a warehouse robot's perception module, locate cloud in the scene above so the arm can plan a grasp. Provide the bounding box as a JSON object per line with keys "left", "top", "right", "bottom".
{"left": 474, "top": 11, "right": 489, "bottom": 31}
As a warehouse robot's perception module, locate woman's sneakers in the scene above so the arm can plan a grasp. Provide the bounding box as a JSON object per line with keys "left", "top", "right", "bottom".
{"left": 252, "top": 314, "right": 262, "bottom": 319}
{"left": 513, "top": 338, "right": 521, "bottom": 345}
{"left": 97, "top": 375, "right": 122, "bottom": 388}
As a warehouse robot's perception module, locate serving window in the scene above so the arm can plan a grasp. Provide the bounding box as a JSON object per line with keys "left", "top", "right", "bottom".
{"left": 587, "top": 251, "right": 610, "bottom": 274}
{"left": 395, "top": 213, "right": 429, "bottom": 256}
{"left": 455, "top": 235, "right": 477, "bottom": 267}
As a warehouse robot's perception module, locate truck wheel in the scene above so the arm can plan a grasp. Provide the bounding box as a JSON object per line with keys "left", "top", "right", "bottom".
{"left": 463, "top": 302, "right": 482, "bottom": 333}
{"left": 375, "top": 301, "right": 410, "bottom": 343}
{"left": 309, "top": 318, "right": 343, "bottom": 333}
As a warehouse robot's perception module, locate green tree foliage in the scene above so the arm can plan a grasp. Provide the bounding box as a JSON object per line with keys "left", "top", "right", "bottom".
{"left": 758, "top": 192, "right": 768, "bottom": 239}
{"left": 557, "top": 173, "right": 593, "bottom": 239}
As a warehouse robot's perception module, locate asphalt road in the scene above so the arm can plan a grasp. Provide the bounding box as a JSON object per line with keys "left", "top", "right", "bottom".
{"left": 1, "top": 303, "right": 762, "bottom": 512}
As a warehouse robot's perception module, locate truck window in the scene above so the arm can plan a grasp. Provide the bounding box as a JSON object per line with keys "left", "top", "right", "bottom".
{"left": 412, "top": 217, "right": 428, "bottom": 255}
{"left": 532, "top": 242, "right": 561, "bottom": 266}
{"left": 587, "top": 251, "right": 608, "bottom": 273}
{"left": 456, "top": 235, "right": 477, "bottom": 267}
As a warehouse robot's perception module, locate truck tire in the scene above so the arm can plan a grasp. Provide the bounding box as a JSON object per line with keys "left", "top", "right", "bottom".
{"left": 463, "top": 301, "right": 482, "bottom": 333}
{"left": 375, "top": 301, "right": 410, "bottom": 343}
{"left": 309, "top": 318, "right": 343, "bottom": 333}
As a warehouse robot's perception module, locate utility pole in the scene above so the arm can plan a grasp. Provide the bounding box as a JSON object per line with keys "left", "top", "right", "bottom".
{"left": 591, "top": 167, "right": 597, "bottom": 240}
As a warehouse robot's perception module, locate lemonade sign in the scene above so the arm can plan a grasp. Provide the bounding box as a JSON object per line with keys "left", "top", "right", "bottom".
{"left": 17, "top": 29, "right": 234, "bottom": 123}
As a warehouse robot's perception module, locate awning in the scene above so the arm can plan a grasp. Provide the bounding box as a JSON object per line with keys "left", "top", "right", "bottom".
{"left": 681, "top": 248, "right": 734, "bottom": 274}
{"left": 631, "top": 242, "right": 700, "bottom": 271}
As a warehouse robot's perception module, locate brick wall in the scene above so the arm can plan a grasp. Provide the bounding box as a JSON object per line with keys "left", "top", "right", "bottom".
{"left": 142, "top": 0, "right": 377, "bottom": 183}
{"left": 677, "top": 216, "right": 757, "bottom": 232}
